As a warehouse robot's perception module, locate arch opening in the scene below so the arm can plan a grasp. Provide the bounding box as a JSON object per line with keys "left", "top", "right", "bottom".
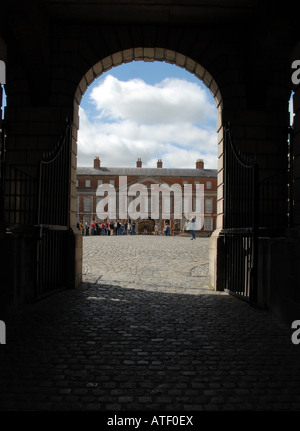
{"left": 72, "top": 48, "right": 224, "bottom": 291}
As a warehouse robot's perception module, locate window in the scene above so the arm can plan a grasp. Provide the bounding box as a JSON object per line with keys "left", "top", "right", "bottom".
{"left": 205, "top": 198, "right": 213, "bottom": 214}
{"left": 98, "top": 179, "right": 103, "bottom": 187}
{"left": 76, "top": 180, "right": 79, "bottom": 187}
{"left": 85, "top": 179, "right": 91, "bottom": 187}
{"left": 84, "top": 197, "right": 92, "bottom": 212}
{"left": 204, "top": 217, "right": 213, "bottom": 231}
{"left": 109, "top": 179, "right": 115, "bottom": 186}
{"left": 206, "top": 181, "right": 212, "bottom": 189}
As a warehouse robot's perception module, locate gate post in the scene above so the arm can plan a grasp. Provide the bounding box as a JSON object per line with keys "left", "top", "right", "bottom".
{"left": 209, "top": 228, "right": 225, "bottom": 291}
{"left": 69, "top": 227, "right": 83, "bottom": 289}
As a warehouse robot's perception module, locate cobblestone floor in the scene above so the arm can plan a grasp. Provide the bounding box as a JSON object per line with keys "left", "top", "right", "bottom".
{"left": 82, "top": 235, "right": 211, "bottom": 293}
{"left": 0, "top": 235, "right": 300, "bottom": 411}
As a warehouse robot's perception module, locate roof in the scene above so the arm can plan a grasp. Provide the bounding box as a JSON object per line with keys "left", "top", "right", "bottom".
{"left": 77, "top": 167, "right": 218, "bottom": 178}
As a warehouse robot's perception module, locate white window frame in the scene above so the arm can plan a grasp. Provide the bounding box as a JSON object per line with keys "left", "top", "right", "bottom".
{"left": 205, "top": 198, "right": 213, "bottom": 214}
{"left": 204, "top": 217, "right": 213, "bottom": 231}
{"left": 84, "top": 196, "right": 92, "bottom": 212}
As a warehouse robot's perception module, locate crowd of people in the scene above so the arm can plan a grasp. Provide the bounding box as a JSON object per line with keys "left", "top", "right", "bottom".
{"left": 77, "top": 220, "right": 136, "bottom": 236}
{"left": 77, "top": 218, "right": 194, "bottom": 238}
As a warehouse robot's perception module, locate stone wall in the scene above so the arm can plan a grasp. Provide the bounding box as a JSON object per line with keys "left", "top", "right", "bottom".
{"left": 0, "top": 3, "right": 298, "bottom": 320}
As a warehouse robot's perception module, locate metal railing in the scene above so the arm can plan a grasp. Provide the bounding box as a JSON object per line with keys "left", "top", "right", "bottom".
{"left": 259, "top": 171, "right": 289, "bottom": 234}
{"left": 3, "top": 165, "right": 37, "bottom": 226}
{"left": 38, "top": 120, "right": 71, "bottom": 227}
{"left": 223, "top": 124, "right": 258, "bottom": 304}
{"left": 36, "top": 120, "right": 71, "bottom": 299}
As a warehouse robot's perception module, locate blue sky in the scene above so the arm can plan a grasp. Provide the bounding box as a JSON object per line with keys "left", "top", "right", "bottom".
{"left": 77, "top": 61, "right": 218, "bottom": 169}
{"left": 1, "top": 85, "right": 6, "bottom": 120}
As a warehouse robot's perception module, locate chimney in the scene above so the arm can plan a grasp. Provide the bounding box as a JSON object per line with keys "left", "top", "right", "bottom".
{"left": 94, "top": 156, "right": 100, "bottom": 169}
{"left": 196, "top": 159, "right": 204, "bottom": 169}
{"left": 136, "top": 157, "right": 142, "bottom": 168}
{"left": 157, "top": 159, "right": 163, "bottom": 168}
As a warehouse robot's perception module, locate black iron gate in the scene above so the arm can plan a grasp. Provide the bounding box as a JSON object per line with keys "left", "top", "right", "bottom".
{"left": 36, "top": 120, "right": 71, "bottom": 299}
{"left": 223, "top": 124, "right": 258, "bottom": 303}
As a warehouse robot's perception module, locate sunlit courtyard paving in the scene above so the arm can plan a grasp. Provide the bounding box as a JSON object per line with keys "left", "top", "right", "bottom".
{"left": 82, "top": 235, "right": 212, "bottom": 294}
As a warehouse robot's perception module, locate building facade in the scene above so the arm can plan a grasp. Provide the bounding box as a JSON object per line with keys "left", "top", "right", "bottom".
{"left": 76, "top": 157, "right": 217, "bottom": 235}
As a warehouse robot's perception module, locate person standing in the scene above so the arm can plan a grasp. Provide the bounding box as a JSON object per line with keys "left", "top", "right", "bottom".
{"left": 116, "top": 220, "right": 121, "bottom": 235}
{"left": 79, "top": 220, "right": 83, "bottom": 235}
{"left": 109, "top": 221, "right": 114, "bottom": 236}
{"left": 189, "top": 217, "right": 196, "bottom": 240}
{"left": 164, "top": 222, "right": 170, "bottom": 236}
{"left": 131, "top": 220, "right": 136, "bottom": 235}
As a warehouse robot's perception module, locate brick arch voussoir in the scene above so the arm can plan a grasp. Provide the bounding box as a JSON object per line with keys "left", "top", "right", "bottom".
{"left": 74, "top": 47, "right": 222, "bottom": 110}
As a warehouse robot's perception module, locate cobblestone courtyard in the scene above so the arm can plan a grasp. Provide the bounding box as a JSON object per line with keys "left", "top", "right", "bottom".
{"left": 82, "top": 235, "right": 211, "bottom": 293}
{"left": 0, "top": 236, "right": 300, "bottom": 411}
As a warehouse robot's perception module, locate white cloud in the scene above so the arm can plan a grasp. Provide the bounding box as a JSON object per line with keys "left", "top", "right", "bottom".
{"left": 77, "top": 75, "right": 218, "bottom": 169}
{"left": 90, "top": 75, "right": 216, "bottom": 124}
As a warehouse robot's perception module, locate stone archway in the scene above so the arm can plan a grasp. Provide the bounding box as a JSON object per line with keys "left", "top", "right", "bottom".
{"left": 72, "top": 48, "right": 224, "bottom": 290}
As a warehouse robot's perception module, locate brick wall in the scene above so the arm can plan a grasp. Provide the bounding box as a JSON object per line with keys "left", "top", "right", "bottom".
{"left": 76, "top": 168, "right": 217, "bottom": 234}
